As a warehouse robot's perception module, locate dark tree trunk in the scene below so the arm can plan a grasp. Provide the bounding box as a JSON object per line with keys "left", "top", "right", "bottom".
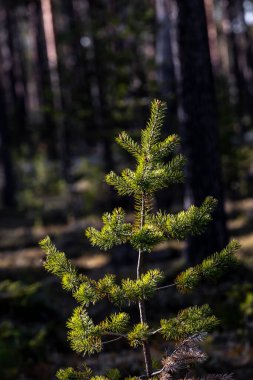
{"left": 225, "top": 0, "right": 248, "bottom": 132}
{"left": 226, "top": 0, "right": 253, "bottom": 126}
{"left": 87, "top": 0, "right": 114, "bottom": 174}
{"left": 204, "top": 0, "right": 221, "bottom": 72}
{"left": 5, "top": 7, "right": 27, "bottom": 136}
{"left": 41, "top": 0, "right": 70, "bottom": 179}
{"left": 0, "top": 6, "right": 27, "bottom": 149}
{"left": 50, "top": 0, "right": 70, "bottom": 179}
{"left": 11, "top": 10, "right": 28, "bottom": 143}
{"left": 155, "top": 0, "right": 176, "bottom": 104}
{"left": 176, "top": 0, "right": 228, "bottom": 264}
{"left": 61, "top": 0, "right": 87, "bottom": 90}
{"left": 60, "top": 0, "right": 94, "bottom": 157}
{"left": 0, "top": 76, "right": 16, "bottom": 207}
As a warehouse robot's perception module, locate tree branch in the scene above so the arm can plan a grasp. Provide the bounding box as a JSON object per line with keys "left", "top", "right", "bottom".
{"left": 102, "top": 336, "right": 123, "bottom": 345}
{"left": 137, "top": 193, "right": 153, "bottom": 377}
{"left": 156, "top": 283, "right": 175, "bottom": 291}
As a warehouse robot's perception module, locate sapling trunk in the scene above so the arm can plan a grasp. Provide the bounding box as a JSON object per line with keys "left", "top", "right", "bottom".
{"left": 137, "top": 193, "right": 152, "bottom": 376}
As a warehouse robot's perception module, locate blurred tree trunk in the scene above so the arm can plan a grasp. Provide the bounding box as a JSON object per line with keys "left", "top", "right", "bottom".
{"left": 40, "top": 0, "right": 69, "bottom": 179}
{"left": 61, "top": 0, "right": 86, "bottom": 89}
{"left": 32, "top": 0, "right": 56, "bottom": 157}
{"left": 155, "top": 0, "right": 177, "bottom": 116}
{"left": 216, "top": 2, "right": 231, "bottom": 77}
{"left": 5, "top": 7, "right": 27, "bottom": 142}
{"left": 87, "top": 0, "right": 114, "bottom": 174}
{"left": 0, "top": 6, "right": 28, "bottom": 152}
{"left": 0, "top": 6, "right": 19, "bottom": 207}
{"left": 225, "top": 0, "right": 248, "bottom": 132}
{"left": 224, "top": 0, "right": 253, "bottom": 132}
{"left": 60, "top": 0, "right": 94, "bottom": 154}
{"left": 176, "top": 0, "right": 228, "bottom": 264}
{"left": 0, "top": 76, "right": 15, "bottom": 207}
{"left": 204, "top": 0, "right": 221, "bottom": 72}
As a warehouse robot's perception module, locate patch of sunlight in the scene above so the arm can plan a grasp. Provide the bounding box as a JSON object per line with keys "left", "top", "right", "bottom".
{"left": 226, "top": 198, "right": 253, "bottom": 214}
{"left": 0, "top": 248, "right": 109, "bottom": 270}
{"left": 234, "top": 234, "right": 253, "bottom": 268}
{"left": 0, "top": 248, "right": 43, "bottom": 268}
{"left": 73, "top": 253, "right": 109, "bottom": 269}
{"left": 228, "top": 216, "right": 247, "bottom": 230}
{"left": 153, "top": 240, "right": 185, "bottom": 252}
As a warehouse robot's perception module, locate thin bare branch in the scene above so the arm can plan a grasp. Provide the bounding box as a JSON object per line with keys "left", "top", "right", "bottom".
{"left": 156, "top": 283, "right": 175, "bottom": 291}
{"left": 102, "top": 336, "right": 123, "bottom": 345}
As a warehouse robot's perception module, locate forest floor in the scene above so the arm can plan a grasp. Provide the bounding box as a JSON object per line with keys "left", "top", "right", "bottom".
{"left": 0, "top": 197, "right": 253, "bottom": 380}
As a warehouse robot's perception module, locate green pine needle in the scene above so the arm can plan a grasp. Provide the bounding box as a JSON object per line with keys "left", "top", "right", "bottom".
{"left": 160, "top": 304, "right": 219, "bottom": 341}
{"left": 67, "top": 307, "right": 102, "bottom": 355}
{"left": 128, "top": 323, "right": 150, "bottom": 348}
{"left": 56, "top": 366, "right": 93, "bottom": 380}
{"left": 73, "top": 281, "right": 101, "bottom": 306}
{"left": 106, "top": 369, "right": 121, "bottom": 380}
{"left": 141, "top": 99, "right": 167, "bottom": 153}
{"left": 86, "top": 208, "right": 132, "bottom": 250}
{"left": 176, "top": 240, "right": 240, "bottom": 293}
{"left": 39, "top": 236, "right": 77, "bottom": 281}
{"left": 105, "top": 171, "right": 136, "bottom": 196}
{"left": 122, "top": 269, "right": 164, "bottom": 302}
{"left": 98, "top": 313, "right": 130, "bottom": 334}
{"left": 130, "top": 225, "right": 164, "bottom": 252}
{"left": 116, "top": 131, "right": 141, "bottom": 160}
{"left": 166, "top": 196, "right": 217, "bottom": 240}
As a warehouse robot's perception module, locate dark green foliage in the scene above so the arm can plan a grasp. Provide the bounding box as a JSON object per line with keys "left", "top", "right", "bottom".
{"left": 56, "top": 366, "right": 93, "bottom": 380}
{"left": 39, "top": 100, "right": 240, "bottom": 378}
{"left": 105, "top": 369, "right": 121, "bottom": 380}
{"left": 0, "top": 280, "right": 40, "bottom": 300}
{"left": 57, "top": 370, "right": 117, "bottom": 380}
{"left": 0, "top": 278, "right": 57, "bottom": 380}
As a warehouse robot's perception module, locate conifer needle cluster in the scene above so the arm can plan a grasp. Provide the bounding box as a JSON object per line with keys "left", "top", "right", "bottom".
{"left": 39, "top": 100, "right": 240, "bottom": 380}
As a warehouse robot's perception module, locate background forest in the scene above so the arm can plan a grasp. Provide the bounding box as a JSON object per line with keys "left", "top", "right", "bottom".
{"left": 0, "top": 0, "right": 253, "bottom": 379}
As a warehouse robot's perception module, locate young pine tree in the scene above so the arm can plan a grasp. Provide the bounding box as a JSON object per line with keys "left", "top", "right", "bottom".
{"left": 39, "top": 100, "right": 240, "bottom": 380}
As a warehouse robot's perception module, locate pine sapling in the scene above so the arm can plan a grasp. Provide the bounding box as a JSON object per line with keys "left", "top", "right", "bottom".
{"left": 39, "top": 100, "right": 240, "bottom": 380}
